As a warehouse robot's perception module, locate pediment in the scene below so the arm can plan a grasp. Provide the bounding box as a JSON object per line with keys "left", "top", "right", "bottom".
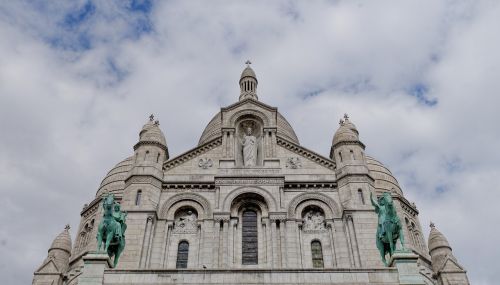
{"left": 277, "top": 137, "right": 336, "bottom": 171}
{"left": 220, "top": 99, "right": 278, "bottom": 128}
{"left": 36, "top": 258, "right": 60, "bottom": 273}
{"left": 164, "top": 137, "right": 222, "bottom": 172}
{"left": 439, "top": 256, "right": 466, "bottom": 272}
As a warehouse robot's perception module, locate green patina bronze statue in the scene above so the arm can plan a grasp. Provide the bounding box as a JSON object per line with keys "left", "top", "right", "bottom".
{"left": 96, "top": 194, "right": 127, "bottom": 267}
{"left": 370, "top": 192, "right": 405, "bottom": 266}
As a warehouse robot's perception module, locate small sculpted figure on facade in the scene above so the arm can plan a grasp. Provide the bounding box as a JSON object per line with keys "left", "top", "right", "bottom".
{"left": 370, "top": 192, "right": 405, "bottom": 266}
{"left": 286, "top": 157, "right": 302, "bottom": 169}
{"left": 242, "top": 126, "right": 257, "bottom": 166}
{"left": 175, "top": 210, "right": 198, "bottom": 232}
{"left": 198, "top": 157, "right": 213, "bottom": 169}
{"left": 303, "top": 210, "right": 325, "bottom": 231}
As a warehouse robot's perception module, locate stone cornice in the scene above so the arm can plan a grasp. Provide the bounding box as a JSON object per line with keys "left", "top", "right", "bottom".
{"left": 221, "top": 98, "right": 278, "bottom": 114}
{"left": 331, "top": 140, "right": 366, "bottom": 149}
{"left": 277, "top": 137, "right": 336, "bottom": 170}
{"left": 163, "top": 137, "right": 222, "bottom": 171}
{"left": 215, "top": 177, "right": 284, "bottom": 186}
{"left": 134, "top": 140, "right": 169, "bottom": 152}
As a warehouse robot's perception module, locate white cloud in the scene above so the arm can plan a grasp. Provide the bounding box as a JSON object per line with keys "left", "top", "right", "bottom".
{"left": 0, "top": 1, "right": 498, "bottom": 284}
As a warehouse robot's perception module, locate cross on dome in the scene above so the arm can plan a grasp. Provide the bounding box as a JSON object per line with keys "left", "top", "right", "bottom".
{"left": 149, "top": 114, "right": 155, "bottom": 121}
{"left": 245, "top": 60, "right": 252, "bottom": 66}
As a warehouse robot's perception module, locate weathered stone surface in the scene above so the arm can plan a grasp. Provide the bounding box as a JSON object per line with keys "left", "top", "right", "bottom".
{"left": 34, "top": 65, "right": 470, "bottom": 285}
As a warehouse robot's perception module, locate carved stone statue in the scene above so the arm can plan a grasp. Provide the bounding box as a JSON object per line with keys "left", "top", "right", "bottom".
{"left": 302, "top": 210, "right": 325, "bottom": 231}
{"left": 175, "top": 210, "right": 198, "bottom": 232}
{"left": 96, "top": 194, "right": 126, "bottom": 267}
{"left": 370, "top": 192, "right": 405, "bottom": 266}
{"left": 242, "top": 126, "right": 257, "bottom": 166}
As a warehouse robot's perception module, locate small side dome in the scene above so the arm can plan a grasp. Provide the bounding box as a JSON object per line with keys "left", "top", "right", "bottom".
{"left": 50, "top": 225, "right": 72, "bottom": 254}
{"left": 366, "top": 156, "right": 403, "bottom": 195}
{"left": 97, "top": 156, "right": 134, "bottom": 197}
{"left": 332, "top": 114, "right": 360, "bottom": 146}
{"left": 138, "top": 115, "right": 167, "bottom": 146}
{"left": 428, "top": 222, "right": 452, "bottom": 253}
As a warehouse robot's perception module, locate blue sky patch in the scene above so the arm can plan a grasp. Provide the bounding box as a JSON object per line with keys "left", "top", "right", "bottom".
{"left": 408, "top": 83, "right": 438, "bottom": 106}
{"left": 62, "top": 1, "right": 95, "bottom": 29}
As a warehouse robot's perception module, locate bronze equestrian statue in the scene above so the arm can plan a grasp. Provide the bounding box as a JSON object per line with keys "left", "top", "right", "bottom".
{"left": 96, "top": 194, "right": 127, "bottom": 267}
{"left": 370, "top": 192, "right": 405, "bottom": 266}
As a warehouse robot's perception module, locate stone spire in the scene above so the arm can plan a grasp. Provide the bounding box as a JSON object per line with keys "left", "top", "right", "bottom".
{"left": 239, "top": 60, "right": 258, "bottom": 101}
{"left": 33, "top": 225, "right": 72, "bottom": 284}
{"left": 428, "top": 222, "right": 470, "bottom": 284}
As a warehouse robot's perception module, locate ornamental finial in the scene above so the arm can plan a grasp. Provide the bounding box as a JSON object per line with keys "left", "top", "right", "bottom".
{"left": 64, "top": 224, "right": 70, "bottom": 231}
{"left": 149, "top": 114, "right": 154, "bottom": 121}
{"left": 245, "top": 60, "right": 252, "bottom": 66}
{"left": 154, "top": 120, "right": 160, "bottom": 126}
{"left": 344, "top": 113, "right": 349, "bottom": 120}
{"left": 430, "top": 221, "right": 435, "bottom": 228}
{"left": 339, "top": 119, "right": 344, "bottom": 125}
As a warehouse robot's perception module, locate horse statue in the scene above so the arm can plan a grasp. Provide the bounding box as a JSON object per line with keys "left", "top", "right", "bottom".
{"left": 96, "top": 194, "right": 127, "bottom": 268}
{"left": 370, "top": 192, "right": 405, "bottom": 266}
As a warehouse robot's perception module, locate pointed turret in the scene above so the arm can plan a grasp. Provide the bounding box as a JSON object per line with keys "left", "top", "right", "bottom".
{"left": 428, "top": 222, "right": 470, "bottom": 284}
{"left": 33, "top": 225, "right": 72, "bottom": 285}
{"left": 239, "top": 60, "right": 258, "bottom": 101}
{"left": 133, "top": 114, "right": 169, "bottom": 170}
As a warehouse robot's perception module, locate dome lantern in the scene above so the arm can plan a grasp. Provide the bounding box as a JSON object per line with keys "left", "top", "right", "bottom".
{"left": 239, "top": 60, "right": 258, "bottom": 101}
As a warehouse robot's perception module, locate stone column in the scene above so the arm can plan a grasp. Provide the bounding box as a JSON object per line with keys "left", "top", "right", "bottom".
{"left": 279, "top": 220, "right": 286, "bottom": 268}
{"left": 327, "top": 222, "right": 337, "bottom": 267}
{"left": 140, "top": 216, "right": 154, "bottom": 268}
{"left": 263, "top": 218, "right": 272, "bottom": 268}
{"left": 161, "top": 222, "right": 173, "bottom": 268}
{"left": 213, "top": 220, "right": 221, "bottom": 268}
{"left": 285, "top": 220, "right": 299, "bottom": 268}
{"left": 389, "top": 251, "right": 426, "bottom": 285}
{"left": 222, "top": 219, "right": 229, "bottom": 267}
{"left": 270, "top": 220, "right": 278, "bottom": 268}
{"left": 201, "top": 220, "right": 213, "bottom": 268}
{"left": 228, "top": 218, "right": 236, "bottom": 267}
{"left": 78, "top": 252, "right": 112, "bottom": 285}
{"left": 229, "top": 130, "right": 235, "bottom": 158}
{"left": 346, "top": 215, "right": 361, "bottom": 267}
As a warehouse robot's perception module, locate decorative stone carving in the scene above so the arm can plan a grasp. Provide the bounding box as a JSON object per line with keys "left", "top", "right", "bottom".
{"left": 302, "top": 210, "right": 325, "bottom": 231}
{"left": 286, "top": 157, "right": 302, "bottom": 169}
{"left": 198, "top": 158, "right": 213, "bottom": 169}
{"left": 174, "top": 209, "right": 198, "bottom": 233}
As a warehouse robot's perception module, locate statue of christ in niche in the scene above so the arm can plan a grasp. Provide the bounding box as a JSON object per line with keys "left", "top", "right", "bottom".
{"left": 242, "top": 126, "right": 257, "bottom": 167}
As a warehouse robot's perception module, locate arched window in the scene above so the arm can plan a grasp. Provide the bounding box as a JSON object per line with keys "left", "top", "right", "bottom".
{"left": 145, "top": 150, "right": 149, "bottom": 161}
{"left": 176, "top": 241, "right": 189, "bottom": 268}
{"left": 338, "top": 151, "right": 343, "bottom": 162}
{"left": 135, "top": 190, "right": 142, "bottom": 206}
{"left": 358, "top": 189, "right": 365, "bottom": 204}
{"left": 350, "top": 150, "right": 355, "bottom": 160}
{"left": 242, "top": 210, "right": 258, "bottom": 265}
{"left": 156, "top": 153, "right": 161, "bottom": 163}
{"left": 311, "top": 240, "right": 324, "bottom": 268}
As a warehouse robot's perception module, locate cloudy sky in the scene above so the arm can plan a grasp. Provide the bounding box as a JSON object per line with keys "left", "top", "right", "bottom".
{"left": 0, "top": 0, "right": 499, "bottom": 284}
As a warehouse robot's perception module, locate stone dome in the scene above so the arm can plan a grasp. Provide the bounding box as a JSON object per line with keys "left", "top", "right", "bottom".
{"left": 198, "top": 111, "right": 300, "bottom": 146}
{"left": 332, "top": 124, "right": 359, "bottom": 146}
{"left": 366, "top": 156, "right": 403, "bottom": 195}
{"left": 428, "top": 223, "right": 452, "bottom": 253}
{"left": 49, "top": 225, "right": 72, "bottom": 253}
{"left": 240, "top": 66, "right": 257, "bottom": 82}
{"left": 138, "top": 120, "right": 167, "bottom": 146}
{"left": 96, "top": 156, "right": 134, "bottom": 197}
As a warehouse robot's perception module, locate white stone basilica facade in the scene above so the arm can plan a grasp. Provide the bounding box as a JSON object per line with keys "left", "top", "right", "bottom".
{"left": 33, "top": 65, "right": 470, "bottom": 285}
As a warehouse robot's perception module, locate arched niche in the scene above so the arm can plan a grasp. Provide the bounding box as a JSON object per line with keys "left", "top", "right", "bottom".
{"left": 288, "top": 193, "right": 340, "bottom": 219}
{"left": 234, "top": 114, "right": 265, "bottom": 167}
{"left": 230, "top": 192, "right": 270, "bottom": 218}
{"left": 222, "top": 186, "right": 277, "bottom": 213}
{"left": 160, "top": 193, "right": 211, "bottom": 220}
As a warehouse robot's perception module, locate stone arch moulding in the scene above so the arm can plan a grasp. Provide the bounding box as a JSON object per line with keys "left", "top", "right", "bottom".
{"left": 288, "top": 193, "right": 341, "bottom": 219}
{"left": 228, "top": 109, "right": 271, "bottom": 127}
{"left": 160, "top": 193, "right": 212, "bottom": 220}
{"left": 222, "top": 186, "right": 278, "bottom": 212}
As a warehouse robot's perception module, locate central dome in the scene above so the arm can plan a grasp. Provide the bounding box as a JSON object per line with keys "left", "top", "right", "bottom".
{"left": 198, "top": 111, "right": 300, "bottom": 145}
